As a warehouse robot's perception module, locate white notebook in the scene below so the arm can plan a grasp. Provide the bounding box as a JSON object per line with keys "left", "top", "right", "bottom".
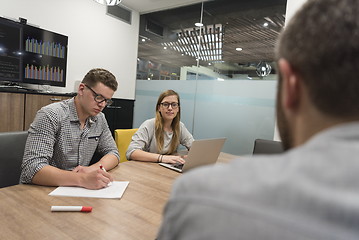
{"left": 49, "top": 181, "right": 129, "bottom": 199}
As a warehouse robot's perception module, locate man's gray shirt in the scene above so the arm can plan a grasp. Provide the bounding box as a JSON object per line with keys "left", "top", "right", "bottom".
{"left": 20, "top": 98, "right": 119, "bottom": 183}
{"left": 158, "top": 122, "right": 359, "bottom": 240}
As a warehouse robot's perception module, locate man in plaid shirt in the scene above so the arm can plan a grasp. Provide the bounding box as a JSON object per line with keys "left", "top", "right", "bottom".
{"left": 21, "top": 68, "right": 119, "bottom": 189}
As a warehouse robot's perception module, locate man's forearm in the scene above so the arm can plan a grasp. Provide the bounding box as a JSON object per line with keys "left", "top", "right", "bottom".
{"left": 96, "top": 153, "right": 119, "bottom": 171}
{"left": 31, "top": 165, "right": 83, "bottom": 187}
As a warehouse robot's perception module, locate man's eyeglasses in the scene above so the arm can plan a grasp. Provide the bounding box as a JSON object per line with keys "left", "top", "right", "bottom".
{"left": 160, "top": 102, "right": 179, "bottom": 109}
{"left": 85, "top": 84, "right": 113, "bottom": 106}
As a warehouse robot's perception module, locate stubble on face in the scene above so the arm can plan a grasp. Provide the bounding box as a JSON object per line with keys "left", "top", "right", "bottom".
{"left": 276, "top": 72, "right": 294, "bottom": 151}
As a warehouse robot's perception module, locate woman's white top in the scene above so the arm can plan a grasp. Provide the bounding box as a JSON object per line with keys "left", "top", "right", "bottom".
{"left": 126, "top": 118, "right": 194, "bottom": 159}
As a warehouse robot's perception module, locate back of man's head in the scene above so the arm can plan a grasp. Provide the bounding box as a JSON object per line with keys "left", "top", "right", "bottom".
{"left": 276, "top": 0, "right": 359, "bottom": 118}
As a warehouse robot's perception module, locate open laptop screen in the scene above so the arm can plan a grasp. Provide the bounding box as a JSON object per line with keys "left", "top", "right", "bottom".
{"left": 159, "top": 138, "right": 226, "bottom": 173}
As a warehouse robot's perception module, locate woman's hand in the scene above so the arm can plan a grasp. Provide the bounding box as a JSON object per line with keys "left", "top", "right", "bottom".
{"left": 161, "top": 155, "right": 186, "bottom": 164}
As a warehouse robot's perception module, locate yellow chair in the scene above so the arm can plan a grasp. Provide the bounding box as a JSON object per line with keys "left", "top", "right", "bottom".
{"left": 114, "top": 128, "right": 138, "bottom": 163}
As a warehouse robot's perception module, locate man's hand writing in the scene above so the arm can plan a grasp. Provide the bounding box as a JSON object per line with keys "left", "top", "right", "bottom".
{"left": 76, "top": 168, "right": 114, "bottom": 190}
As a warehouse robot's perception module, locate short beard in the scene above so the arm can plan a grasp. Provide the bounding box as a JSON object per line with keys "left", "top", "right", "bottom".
{"left": 276, "top": 73, "right": 293, "bottom": 151}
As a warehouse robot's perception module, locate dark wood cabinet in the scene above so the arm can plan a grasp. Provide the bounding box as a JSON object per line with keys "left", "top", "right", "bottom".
{"left": 0, "top": 92, "right": 25, "bottom": 132}
{"left": 0, "top": 91, "right": 134, "bottom": 134}
{"left": 0, "top": 91, "right": 72, "bottom": 132}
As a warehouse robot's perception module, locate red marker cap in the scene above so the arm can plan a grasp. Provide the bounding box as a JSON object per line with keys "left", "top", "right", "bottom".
{"left": 81, "top": 206, "right": 93, "bottom": 212}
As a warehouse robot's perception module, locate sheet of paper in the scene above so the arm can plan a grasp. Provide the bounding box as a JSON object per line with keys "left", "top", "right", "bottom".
{"left": 49, "top": 181, "right": 129, "bottom": 199}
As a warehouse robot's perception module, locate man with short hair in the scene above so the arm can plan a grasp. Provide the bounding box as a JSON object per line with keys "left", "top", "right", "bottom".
{"left": 20, "top": 68, "right": 119, "bottom": 189}
{"left": 157, "top": 0, "right": 359, "bottom": 238}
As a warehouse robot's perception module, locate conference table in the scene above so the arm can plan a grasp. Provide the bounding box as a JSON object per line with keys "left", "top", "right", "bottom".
{"left": 0, "top": 152, "right": 237, "bottom": 240}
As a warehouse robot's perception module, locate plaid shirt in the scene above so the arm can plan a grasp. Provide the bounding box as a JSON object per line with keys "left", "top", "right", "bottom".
{"left": 20, "top": 97, "right": 119, "bottom": 183}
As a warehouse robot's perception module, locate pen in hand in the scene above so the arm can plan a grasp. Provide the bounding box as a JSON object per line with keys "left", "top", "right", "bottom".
{"left": 99, "top": 164, "right": 112, "bottom": 186}
{"left": 99, "top": 164, "right": 107, "bottom": 172}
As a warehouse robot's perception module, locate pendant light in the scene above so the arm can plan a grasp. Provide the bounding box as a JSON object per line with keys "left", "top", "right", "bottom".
{"left": 93, "top": 0, "right": 122, "bottom": 6}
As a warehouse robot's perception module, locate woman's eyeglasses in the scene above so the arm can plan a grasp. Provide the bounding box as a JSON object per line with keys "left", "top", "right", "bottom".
{"left": 160, "top": 102, "right": 179, "bottom": 109}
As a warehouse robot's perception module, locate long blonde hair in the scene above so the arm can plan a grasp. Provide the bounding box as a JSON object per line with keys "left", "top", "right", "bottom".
{"left": 155, "top": 90, "right": 181, "bottom": 154}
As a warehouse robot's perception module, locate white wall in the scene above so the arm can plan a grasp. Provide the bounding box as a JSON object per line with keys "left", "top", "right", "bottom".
{"left": 0, "top": 0, "right": 139, "bottom": 99}
{"left": 285, "top": 0, "right": 307, "bottom": 23}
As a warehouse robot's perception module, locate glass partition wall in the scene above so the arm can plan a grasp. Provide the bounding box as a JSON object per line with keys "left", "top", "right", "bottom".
{"left": 134, "top": 0, "right": 287, "bottom": 155}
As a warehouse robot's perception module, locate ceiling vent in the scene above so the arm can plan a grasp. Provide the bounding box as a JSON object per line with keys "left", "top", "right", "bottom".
{"left": 107, "top": 5, "right": 132, "bottom": 24}
{"left": 145, "top": 19, "right": 164, "bottom": 37}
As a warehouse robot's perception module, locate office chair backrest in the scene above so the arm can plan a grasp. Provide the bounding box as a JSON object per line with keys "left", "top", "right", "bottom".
{"left": 253, "top": 139, "right": 284, "bottom": 155}
{"left": 0, "top": 131, "right": 28, "bottom": 188}
{"left": 114, "top": 128, "right": 138, "bottom": 163}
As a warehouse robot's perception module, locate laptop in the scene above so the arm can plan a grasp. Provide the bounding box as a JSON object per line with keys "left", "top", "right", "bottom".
{"left": 252, "top": 139, "right": 284, "bottom": 155}
{"left": 159, "top": 138, "right": 226, "bottom": 173}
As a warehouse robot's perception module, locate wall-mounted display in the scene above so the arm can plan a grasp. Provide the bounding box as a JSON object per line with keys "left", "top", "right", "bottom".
{"left": 0, "top": 17, "right": 68, "bottom": 87}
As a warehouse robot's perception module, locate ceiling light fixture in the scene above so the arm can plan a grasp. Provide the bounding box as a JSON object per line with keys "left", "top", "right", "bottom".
{"left": 263, "top": 22, "right": 269, "bottom": 27}
{"left": 163, "top": 24, "right": 223, "bottom": 62}
{"left": 195, "top": 22, "right": 203, "bottom": 27}
{"left": 256, "top": 61, "right": 272, "bottom": 77}
{"left": 93, "top": 0, "right": 122, "bottom": 6}
{"left": 236, "top": 47, "right": 243, "bottom": 51}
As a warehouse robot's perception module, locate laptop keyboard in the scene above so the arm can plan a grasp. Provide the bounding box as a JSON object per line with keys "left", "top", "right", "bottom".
{"left": 172, "top": 163, "right": 184, "bottom": 169}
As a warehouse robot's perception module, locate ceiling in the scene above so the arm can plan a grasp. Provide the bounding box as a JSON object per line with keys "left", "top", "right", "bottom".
{"left": 121, "top": 0, "right": 207, "bottom": 14}
{"left": 122, "top": 0, "right": 287, "bottom": 77}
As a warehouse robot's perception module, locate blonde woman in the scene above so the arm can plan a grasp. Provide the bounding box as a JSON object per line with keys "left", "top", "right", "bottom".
{"left": 126, "top": 90, "right": 194, "bottom": 163}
